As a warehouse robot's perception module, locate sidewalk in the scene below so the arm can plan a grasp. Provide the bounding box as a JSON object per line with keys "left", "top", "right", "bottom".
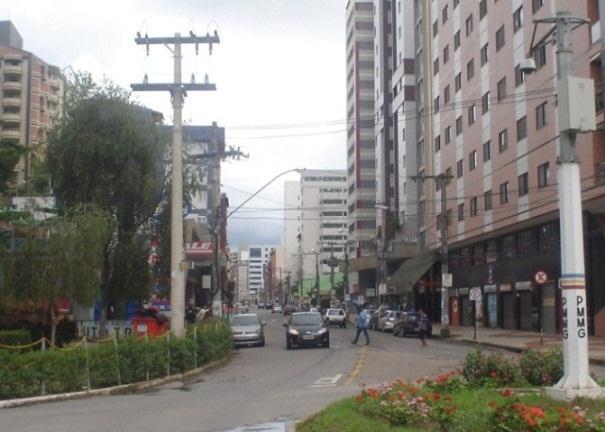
{"left": 434, "top": 324, "right": 605, "bottom": 365}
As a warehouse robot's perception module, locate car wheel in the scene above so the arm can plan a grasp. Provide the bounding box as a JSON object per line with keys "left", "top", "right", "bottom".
{"left": 286, "top": 340, "right": 292, "bottom": 350}
{"left": 324, "top": 338, "right": 330, "bottom": 348}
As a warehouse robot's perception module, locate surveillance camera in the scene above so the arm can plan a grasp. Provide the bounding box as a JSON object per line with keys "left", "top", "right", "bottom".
{"left": 519, "top": 58, "right": 537, "bottom": 75}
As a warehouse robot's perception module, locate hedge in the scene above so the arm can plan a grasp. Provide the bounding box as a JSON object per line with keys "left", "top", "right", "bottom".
{"left": 0, "top": 318, "right": 232, "bottom": 400}
{"left": 0, "top": 329, "right": 32, "bottom": 347}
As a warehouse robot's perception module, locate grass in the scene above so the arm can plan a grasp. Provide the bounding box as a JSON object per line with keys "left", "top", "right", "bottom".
{"left": 297, "top": 388, "right": 605, "bottom": 432}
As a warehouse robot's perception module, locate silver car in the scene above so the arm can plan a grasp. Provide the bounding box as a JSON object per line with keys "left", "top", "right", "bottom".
{"left": 231, "top": 314, "right": 266, "bottom": 347}
{"left": 377, "top": 310, "right": 403, "bottom": 332}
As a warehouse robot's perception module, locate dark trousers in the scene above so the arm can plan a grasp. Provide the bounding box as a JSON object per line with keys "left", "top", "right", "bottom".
{"left": 352, "top": 326, "right": 369, "bottom": 344}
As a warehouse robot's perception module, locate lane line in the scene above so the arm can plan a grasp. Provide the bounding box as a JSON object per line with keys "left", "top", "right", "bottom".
{"left": 345, "top": 346, "right": 368, "bottom": 385}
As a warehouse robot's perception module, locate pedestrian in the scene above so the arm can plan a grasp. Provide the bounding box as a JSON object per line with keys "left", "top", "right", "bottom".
{"left": 351, "top": 308, "right": 370, "bottom": 345}
{"left": 417, "top": 308, "right": 428, "bottom": 347}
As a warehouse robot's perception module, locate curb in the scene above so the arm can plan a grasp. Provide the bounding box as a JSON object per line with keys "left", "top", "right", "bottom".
{"left": 0, "top": 355, "right": 232, "bottom": 409}
{"left": 441, "top": 336, "right": 605, "bottom": 366}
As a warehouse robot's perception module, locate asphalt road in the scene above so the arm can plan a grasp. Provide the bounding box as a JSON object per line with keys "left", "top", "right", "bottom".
{"left": 3, "top": 310, "right": 600, "bottom": 432}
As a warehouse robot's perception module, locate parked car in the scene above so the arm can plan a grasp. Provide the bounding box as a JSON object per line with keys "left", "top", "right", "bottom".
{"left": 284, "top": 312, "right": 330, "bottom": 349}
{"left": 377, "top": 310, "right": 404, "bottom": 332}
{"left": 272, "top": 304, "right": 283, "bottom": 314}
{"left": 258, "top": 302, "right": 265, "bottom": 309}
{"left": 324, "top": 308, "right": 347, "bottom": 328}
{"left": 369, "top": 307, "right": 389, "bottom": 330}
{"left": 393, "top": 311, "right": 433, "bottom": 338}
{"left": 230, "top": 313, "right": 266, "bottom": 347}
{"left": 266, "top": 301, "right": 273, "bottom": 310}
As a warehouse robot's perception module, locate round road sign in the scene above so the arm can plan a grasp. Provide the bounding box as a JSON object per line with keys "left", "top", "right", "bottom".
{"left": 534, "top": 270, "right": 548, "bottom": 285}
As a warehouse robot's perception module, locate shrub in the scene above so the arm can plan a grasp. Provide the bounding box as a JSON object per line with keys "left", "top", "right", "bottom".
{"left": 519, "top": 348, "right": 563, "bottom": 386}
{"left": 0, "top": 329, "right": 32, "bottom": 348}
{"left": 462, "top": 349, "right": 525, "bottom": 388}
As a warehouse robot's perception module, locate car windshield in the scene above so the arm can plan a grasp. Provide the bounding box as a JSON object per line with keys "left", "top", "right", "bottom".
{"left": 231, "top": 316, "right": 259, "bottom": 326}
{"left": 328, "top": 310, "right": 342, "bottom": 315}
{"left": 291, "top": 314, "right": 324, "bottom": 325}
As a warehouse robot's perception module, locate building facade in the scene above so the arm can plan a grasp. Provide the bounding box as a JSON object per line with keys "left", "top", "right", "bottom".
{"left": 247, "top": 245, "right": 277, "bottom": 298}
{"left": 0, "top": 20, "right": 64, "bottom": 191}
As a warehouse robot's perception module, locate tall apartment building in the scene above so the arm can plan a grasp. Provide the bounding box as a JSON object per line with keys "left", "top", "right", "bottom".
{"left": 283, "top": 170, "right": 348, "bottom": 284}
{"left": 247, "top": 245, "right": 277, "bottom": 297}
{"left": 346, "top": 1, "right": 378, "bottom": 257}
{"left": 345, "top": 0, "right": 605, "bottom": 335}
{"left": 0, "top": 21, "right": 65, "bottom": 189}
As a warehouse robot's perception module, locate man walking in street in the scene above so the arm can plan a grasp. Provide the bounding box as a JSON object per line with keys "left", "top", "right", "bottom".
{"left": 351, "top": 308, "right": 370, "bottom": 345}
{"left": 417, "top": 308, "right": 428, "bottom": 347}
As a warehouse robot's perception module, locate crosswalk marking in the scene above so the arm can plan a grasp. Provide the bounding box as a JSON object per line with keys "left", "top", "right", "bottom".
{"left": 309, "top": 373, "right": 343, "bottom": 388}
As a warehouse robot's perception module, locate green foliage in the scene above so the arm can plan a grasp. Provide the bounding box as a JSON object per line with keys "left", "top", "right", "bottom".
{"left": 0, "top": 319, "right": 231, "bottom": 399}
{"left": 0, "top": 329, "right": 31, "bottom": 347}
{"left": 519, "top": 348, "right": 564, "bottom": 386}
{"left": 0, "top": 140, "right": 24, "bottom": 194}
{"left": 462, "top": 349, "right": 525, "bottom": 388}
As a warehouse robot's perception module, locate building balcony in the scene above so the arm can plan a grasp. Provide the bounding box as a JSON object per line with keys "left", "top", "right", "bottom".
{"left": 1, "top": 129, "right": 21, "bottom": 140}
{"left": 49, "top": 77, "right": 62, "bottom": 89}
{"left": 2, "top": 80, "right": 22, "bottom": 91}
{"left": 2, "top": 112, "right": 21, "bottom": 125}
{"left": 592, "top": 21, "right": 601, "bottom": 44}
{"left": 47, "top": 93, "right": 59, "bottom": 103}
{"left": 3, "top": 62, "right": 22, "bottom": 75}
{"left": 2, "top": 97, "right": 21, "bottom": 108}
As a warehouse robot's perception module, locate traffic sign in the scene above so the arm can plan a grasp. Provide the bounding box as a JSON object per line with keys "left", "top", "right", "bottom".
{"left": 534, "top": 270, "right": 548, "bottom": 285}
{"left": 469, "top": 287, "right": 482, "bottom": 302}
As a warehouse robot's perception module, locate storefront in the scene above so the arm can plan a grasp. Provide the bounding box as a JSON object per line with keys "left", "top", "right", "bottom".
{"left": 484, "top": 284, "right": 498, "bottom": 328}
{"left": 500, "top": 283, "right": 515, "bottom": 329}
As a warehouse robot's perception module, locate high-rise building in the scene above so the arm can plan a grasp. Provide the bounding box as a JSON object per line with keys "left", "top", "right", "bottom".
{"left": 247, "top": 245, "right": 277, "bottom": 297}
{"left": 345, "top": 1, "right": 377, "bottom": 257}
{"left": 0, "top": 21, "right": 65, "bottom": 190}
{"left": 283, "top": 180, "right": 301, "bottom": 285}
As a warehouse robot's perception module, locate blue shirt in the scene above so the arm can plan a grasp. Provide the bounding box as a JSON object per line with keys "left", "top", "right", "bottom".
{"left": 356, "top": 310, "right": 369, "bottom": 328}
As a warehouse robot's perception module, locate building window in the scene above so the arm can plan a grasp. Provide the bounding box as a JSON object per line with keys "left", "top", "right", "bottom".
{"left": 457, "top": 159, "right": 464, "bottom": 178}
{"left": 539, "top": 223, "right": 558, "bottom": 251}
{"left": 486, "top": 240, "right": 497, "bottom": 262}
{"left": 536, "top": 102, "right": 548, "bottom": 129}
{"left": 482, "top": 91, "right": 490, "bottom": 114}
{"left": 455, "top": 72, "right": 462, "bottom": 92}
{"left": 538, "top": 162, "right": 549, "bottom": 188}
{"left": 503, "top": 234, "right": 515, "bottom": 258}
{"left": 458, "top": 203, "right": 465, "bottom": 221}
{"left": 484, "top": 190, "right": 493, "bottom": 210}
{"left": 435, "top": 134, "right": 441, "bottom": 152}
{"left": 453, "top": 0, "right": 459, "bottom": 8}
{"left": 466, "top": 14, "right": 474, "bottom": 36}
{"left": 469, "top": 150, "right": 478, "bottom": 170}
{"left": 497, "top": 77, "right": 507, "bottom": 101}
{"left": 433, "top": 58, "right": 439, "bottom": 75}
{"left": 483, "top": 140, "right": 491, "bottom": 162}
{"left": 500, "top": 181, "right": 509, "bottom": 204}
{"left": 532, "top": 0, "right": 544, "bottom": 14}
{"left": 480, "top": 43, "right": 489, "bottom": 65}
{"left": 468, "top": 104, "right": 476, "bottom": 125}
{"left": 518, "top": 172, "right": 529, "bottom": 196}
{"left": 445, "top": 126, "right": 451, "bottom": 144}
{"left": 467, "top": 58, "right": 475, "bottom": 81}
{"left": 445, "top": 167, "right": 453, "bottom": 183}
{"left": 454, "top": 30, "right": 461, "bottom": 50}
{"left": 516, "top": 116, "right": 527, "bottom": 141}
{"left": 443, "top": 45, "right": 450, "bottom": 63}
{"left": 444, "top": 85, "right": 450, "bottom": 104}
{"left": 456, "top": 116, "right": 463, "bottom": 135}
{"left": 433, "top": 19, "right": 439, "bottom": 37}
{"left": 517, "top": 230, "right": 536, "bottom": 256}
{"left": 478, "top": 0, "right": 488, "bottom": 18}
{"left": 496, "top": 25, "right": 506, "bottom": 51}
{"left": 434, "top": 96, "right": 440, "bottom": 112}
{"left": 470, "top": 197, "right": 478, "bottom": 217}
{"left": 443, "top": 4, "right": 448, "bottom": 23}
{"left": 499, "top": 128, "right": 508, "bottom": 152}
{"left": 515, "top": 64, "right": 526, "bottom": 87}
{"left": 534, "top": 44, "right": 547, "bottom": 69}
{"left": 513, "top": 6, "right": 524, "bottom": 33}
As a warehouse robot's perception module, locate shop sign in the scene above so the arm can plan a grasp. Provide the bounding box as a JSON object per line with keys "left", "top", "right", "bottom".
{"left": 378, "top": 283, "right": 387, "bottom": 295}
{"left": 499, "top": 283, "right": 512, "bottom": 292}
{"left": 345, "top": 294, "right": 351, "bottom": 301}
{"left": 442, "top": 273, "right": 453, "bottom": 288}
{"left": 459, "top": 287, "right": 470, "bottom": 296}
{"left": 484, "top": 284, "right": 497, "bottom": 293}
{"left": 366, "top": 288, "right": 376, "bottom": 297}
{"left": 516, "top": 281, "right": 532, "bottom": 291}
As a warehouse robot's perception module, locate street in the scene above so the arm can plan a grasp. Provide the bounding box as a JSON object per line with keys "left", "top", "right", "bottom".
{"left": 2, "top": 310, "right": 595, "bottom": 432}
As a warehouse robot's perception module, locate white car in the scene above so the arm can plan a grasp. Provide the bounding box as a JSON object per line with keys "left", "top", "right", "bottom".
{"left": 272, "top": 305, "right": 283, "bottom": 314}
{"left": 324, "top": 308, "right": 347, "bottom": 328}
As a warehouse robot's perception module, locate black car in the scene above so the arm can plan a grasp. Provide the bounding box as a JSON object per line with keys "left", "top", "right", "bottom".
{"left": 284, "top": 312, "right": 330, "bottom": 349}
{"left": 393, "top": 311, "right": 432, "bottom": 338}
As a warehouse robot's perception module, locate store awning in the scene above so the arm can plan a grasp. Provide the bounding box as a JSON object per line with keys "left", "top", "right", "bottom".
{"left": 388, "top": 253, "right": 437, "bottom": 293}
{"left": 185, "top": 241, "right": 213, "bottom": 262}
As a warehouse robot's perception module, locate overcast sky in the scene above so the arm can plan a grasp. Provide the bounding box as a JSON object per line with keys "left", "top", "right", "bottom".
{"left": 1, "top": 0, "right": 347, "bottom": 248}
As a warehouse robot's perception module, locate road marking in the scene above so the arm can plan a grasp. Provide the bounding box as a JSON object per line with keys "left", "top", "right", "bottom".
{"left": 309, "top": 374, "right": 343, "bottom": 388}
{"left": 345, "top": 346, "right": 368, "bottom": 385}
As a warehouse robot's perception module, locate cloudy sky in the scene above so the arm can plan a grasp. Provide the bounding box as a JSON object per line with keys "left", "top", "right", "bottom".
{"left": 1, "top": 0, "right": 348, "bottom": 247}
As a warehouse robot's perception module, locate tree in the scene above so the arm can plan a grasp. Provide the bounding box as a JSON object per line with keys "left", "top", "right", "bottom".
{"left": 0, "top": 207, "right": 113, "bottom": 345}
{"left": 46, "top": 77, "right": 166, "bottom": 336}
{"left": 0, "top": 140, "right": 25, "bottom": 198}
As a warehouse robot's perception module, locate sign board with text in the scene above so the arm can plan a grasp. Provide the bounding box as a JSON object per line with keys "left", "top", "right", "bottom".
{"left": 442, "top": 273, "right": 453, "bottom": 288}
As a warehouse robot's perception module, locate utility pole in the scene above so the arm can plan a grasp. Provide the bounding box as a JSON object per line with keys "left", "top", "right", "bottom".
{"left": 411, "top": 173, "right": 453, "bottom": 338}
{"left": 329, "top": 241, "right": 335, "bottom": 300}
{"left": 526, "top": 11, "right": 602, "bottom": 400}
{"left": 314, "top": 250, "right": 320, "bottom": 308}
{"left": 131, "top": 31, "right": 220, "bottom": 337}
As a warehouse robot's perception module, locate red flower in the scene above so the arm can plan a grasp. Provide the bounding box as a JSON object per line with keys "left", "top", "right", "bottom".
{"left": 490, "top": 371, "right": 498, "bottom": 378}
{"left": 501, "top": 389, "right": 512, "bottom": 398}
